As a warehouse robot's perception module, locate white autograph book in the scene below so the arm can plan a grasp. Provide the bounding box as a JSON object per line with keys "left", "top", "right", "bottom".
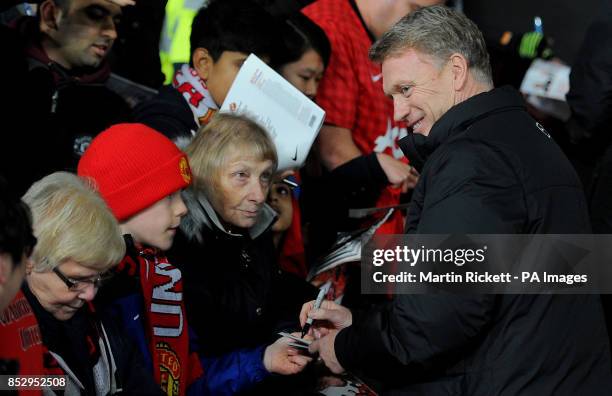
{"left": 520, "top": 59, "right": 571, "bottom": 120}
{"left": 220, "top": 54, "right": 325, "bottom": 171}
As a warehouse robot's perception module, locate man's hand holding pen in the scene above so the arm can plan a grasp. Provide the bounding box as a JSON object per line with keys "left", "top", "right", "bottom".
{"left": 300, "top": 300, "right": 353, "bottom": 337}
{"left": 299, "top": 300, "right": 353, "bottom": 374}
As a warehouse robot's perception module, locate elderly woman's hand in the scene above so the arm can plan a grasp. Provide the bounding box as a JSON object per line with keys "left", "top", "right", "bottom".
{"left": 263, "top": 335, "right": 313, "bottom": 375}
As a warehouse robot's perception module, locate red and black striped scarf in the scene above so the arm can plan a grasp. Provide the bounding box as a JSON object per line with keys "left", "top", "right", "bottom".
{"left": 117, "top": 243, "right": 202, "bottom": 396}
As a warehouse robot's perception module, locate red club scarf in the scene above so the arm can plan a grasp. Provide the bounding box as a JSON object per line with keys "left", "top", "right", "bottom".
{"left": 118, "top": 246, "right": 202, "bottom": 396}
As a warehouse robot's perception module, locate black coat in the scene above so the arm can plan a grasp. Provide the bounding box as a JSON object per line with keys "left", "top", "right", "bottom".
{"left": 334, "top": 87, "right": 612, "bottom": 395}
{"left": 569, "top": 2, "right": 612, "bottom": 232}
{"left": 0, "top": 18, "right": 131, "bottom": 196}
{"left": 167, "top": 189, "right": 316, "bottom": 356}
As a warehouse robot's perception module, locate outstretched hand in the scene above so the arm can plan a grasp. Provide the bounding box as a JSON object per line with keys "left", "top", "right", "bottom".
{"left": 263, "top": 334, "right": 313, "bottom": 375}
{"left": 376, "top": 153, "right": 419, "bottom": 192}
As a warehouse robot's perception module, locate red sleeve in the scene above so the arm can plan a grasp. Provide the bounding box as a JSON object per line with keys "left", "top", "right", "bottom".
{"left": 312, "top": 18, "right": 359, "bottom": 130}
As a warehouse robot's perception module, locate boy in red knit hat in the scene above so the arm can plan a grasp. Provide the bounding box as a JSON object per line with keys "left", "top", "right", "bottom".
{"left": 78, "top": 123, "right": 310, "bottom": 395}
{"left": 78, "top": 123, "right": 201, "bottom": 396}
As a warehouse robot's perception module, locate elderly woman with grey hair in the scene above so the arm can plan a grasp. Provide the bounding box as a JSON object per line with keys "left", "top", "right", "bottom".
{"left": 20, "top": 172, "right": 162, "bottom": 395}
{"left": 167, "top": 113, "right": 315, "bottom": 390}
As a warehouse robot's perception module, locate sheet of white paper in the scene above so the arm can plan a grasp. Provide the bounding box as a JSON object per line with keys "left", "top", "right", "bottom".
{"left": 288, "top": 342, "right": 310, "bottom": 350}
{"left": 520, "top": 59, "right": 570, "bottom": 101}
{"left": 220, "top": 54, "right": 325, "bottom": 171}
{"left": 278, "top": 332, "right": 312, "bottom": 345}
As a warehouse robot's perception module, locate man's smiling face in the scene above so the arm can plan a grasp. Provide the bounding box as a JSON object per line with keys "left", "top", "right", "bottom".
{"left": 382, "top": 48, "right": 455, "bottom": 136}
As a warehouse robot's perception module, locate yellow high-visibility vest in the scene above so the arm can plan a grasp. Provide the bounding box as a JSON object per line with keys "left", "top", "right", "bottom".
{"left": 160, "top": 0, "right": 208, "bottom": 84}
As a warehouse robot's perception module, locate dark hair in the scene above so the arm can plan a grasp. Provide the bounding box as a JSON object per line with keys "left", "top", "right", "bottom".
{"left": 274, "top": 12, "right": 331, "bottom": 69}
{"left": 0, "top": 177, "right": 35, "bottom": 266}
{"left": 52, "top": 0, "right": 71, "bottom": 12}
{"left": 190, "top": 0, "right": 282, "bottom": 63}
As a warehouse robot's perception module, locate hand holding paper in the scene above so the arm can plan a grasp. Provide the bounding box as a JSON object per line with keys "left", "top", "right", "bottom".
{"left": 519, "top": 59, "right": 571, "bottom": 120}
{"left": 264, "top": 333, "right": 313, "bottom": 375}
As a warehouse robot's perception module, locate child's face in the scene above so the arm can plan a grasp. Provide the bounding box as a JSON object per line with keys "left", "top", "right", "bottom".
{"left": 197, "top": 50, "right": 251, "bottom": 107}
{"left": 267, "top": 181, "right": 293, "bottom": 233}
{"left": 280, "top": 49, "right": 325, "bottom": 101}
{"left": 121, "top": 191, "right": 187, "bottom": 250}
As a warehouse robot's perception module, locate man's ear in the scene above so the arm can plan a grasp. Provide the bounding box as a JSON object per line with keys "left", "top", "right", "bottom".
{"left": 39, "top": 0, "right": 62, "bottom": 36}
{"left": 0, "top": 254, "right": 11, "bottom": 284}
{"left": 192, "top": 48, "right": 214, "bottom": 81}
{"left": 449, "top": 53, "right": 469, "bottom": 91}
{"left": 24, "top": 255, "right": 35, "bottom": 275}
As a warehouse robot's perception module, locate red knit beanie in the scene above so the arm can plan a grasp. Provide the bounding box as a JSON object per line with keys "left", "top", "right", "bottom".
{"left": 78, "top": 123, "right": 192, "bottom": 222}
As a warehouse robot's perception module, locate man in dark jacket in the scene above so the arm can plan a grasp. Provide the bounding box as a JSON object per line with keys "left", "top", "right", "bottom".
{"left": 569, "top": 0, "right": 612, "bottom": 231}
{"left": 302, "top": 6, "right": 612, "bottom": 395}
{"left": 1, "top": 0, "right": 132, "bottom": 195}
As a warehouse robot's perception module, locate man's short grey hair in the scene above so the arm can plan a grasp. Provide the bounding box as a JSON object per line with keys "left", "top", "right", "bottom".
{"left": 369, "top": 5, "right": 493, "bottom": 86}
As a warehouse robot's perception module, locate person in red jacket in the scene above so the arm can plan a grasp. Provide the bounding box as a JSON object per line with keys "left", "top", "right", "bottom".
{"left": 302, "top": 0, "right": 439, "bottom": 237}
{"left": 0, "top": 177, "right": 34, "bottom": 312}
{"left": 0, "top": 176, "right": 39, "bottom": 381}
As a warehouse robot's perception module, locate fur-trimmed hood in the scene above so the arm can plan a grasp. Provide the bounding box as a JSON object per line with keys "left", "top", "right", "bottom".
{"left": 180, "top": 187, "right": 277, "bottom": 243}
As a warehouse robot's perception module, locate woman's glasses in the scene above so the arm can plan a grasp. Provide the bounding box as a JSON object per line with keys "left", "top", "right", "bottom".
{"left": 52, "top": 266, "right": 112, "bottom": 291}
